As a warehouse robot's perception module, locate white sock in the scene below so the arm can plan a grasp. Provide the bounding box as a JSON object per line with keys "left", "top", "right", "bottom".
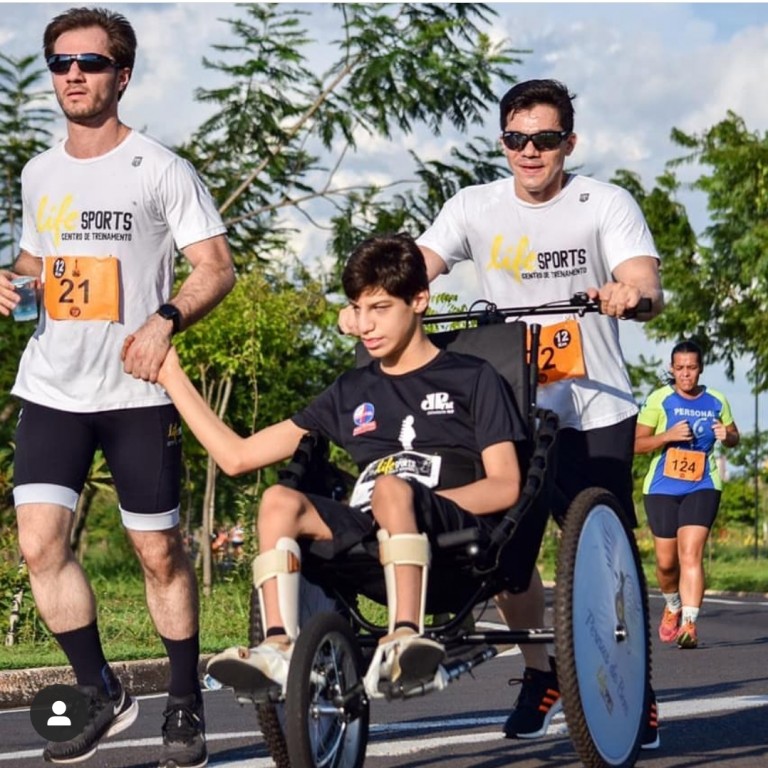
{"left": 662, "top": 591, "right": 682, "bottom": 613}
{"left": 681, "top": 606, "right": 699, "bottom": 625}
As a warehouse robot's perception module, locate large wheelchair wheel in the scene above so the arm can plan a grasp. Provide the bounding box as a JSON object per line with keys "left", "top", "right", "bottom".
{"left": 285, "top": 611, "right": 369, "bottom": 768}
{"left": 249, "top": 586, "right": 291, "bottom": 768}
{"left": 554, "top": 488, "right": 651, "bottom": 768}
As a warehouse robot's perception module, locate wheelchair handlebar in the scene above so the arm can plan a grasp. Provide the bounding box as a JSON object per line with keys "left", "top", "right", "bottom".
{"left": 423, "top": 292, "right": 652, "bottom": 327}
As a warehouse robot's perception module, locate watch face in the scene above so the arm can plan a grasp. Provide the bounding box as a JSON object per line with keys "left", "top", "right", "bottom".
{"left": 158, "top": 304, "right": 180, "bottom": 332}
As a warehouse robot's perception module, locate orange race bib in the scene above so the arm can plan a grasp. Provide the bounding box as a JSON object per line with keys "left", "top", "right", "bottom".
{"left": 529, "top": 319, "right": 586, "bottom": 385}
{"left": 663, "top": 447, "right": 706, "bottom": 482}
{"left": 44, "top": 256, "right": 120, "bottom": 322}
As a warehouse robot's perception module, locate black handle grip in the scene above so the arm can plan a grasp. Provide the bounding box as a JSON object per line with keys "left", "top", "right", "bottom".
{"left": 623, "top": 297, "right": 652, "bottom": 318}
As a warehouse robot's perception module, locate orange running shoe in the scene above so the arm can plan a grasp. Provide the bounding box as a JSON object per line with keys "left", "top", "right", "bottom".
{"left": 658, "top": 606, "right": 681, "bottom": 643}
{"left": 676, "top": 621, "right": 698, "bottom": 649}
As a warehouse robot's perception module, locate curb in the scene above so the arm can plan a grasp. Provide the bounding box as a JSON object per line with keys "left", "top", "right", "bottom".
{"left": 3, "top": 589, "right": 764, "bottom": 711}
{"left": 0, "top": 655, "right": 214, "bottom": 710}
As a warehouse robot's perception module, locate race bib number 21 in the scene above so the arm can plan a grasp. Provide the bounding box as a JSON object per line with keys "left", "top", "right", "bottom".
{"left": 44, "top": 256, "right": 120, "bottom": 321}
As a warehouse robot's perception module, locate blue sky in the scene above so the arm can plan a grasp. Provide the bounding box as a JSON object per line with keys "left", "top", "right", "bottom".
{"left": 1, "top": 2, "right": 766, "bottom": 433}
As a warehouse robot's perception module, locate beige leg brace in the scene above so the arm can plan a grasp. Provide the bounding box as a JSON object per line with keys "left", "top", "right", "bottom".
{"left": 252, "top": 537, "right": 301, "bottom": 641}
{"left": 377, "top": 529, "right": 431, "bottom": 634}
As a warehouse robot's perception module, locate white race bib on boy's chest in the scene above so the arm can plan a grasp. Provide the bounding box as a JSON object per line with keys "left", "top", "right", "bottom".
{"left": 349, "top": 451, "right": 442, "bottom": 512}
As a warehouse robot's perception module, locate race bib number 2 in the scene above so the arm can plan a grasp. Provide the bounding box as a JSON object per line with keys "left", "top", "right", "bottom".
{"left": 529, "top": 319, "right": 586, "bottom": 385}
{"left": 44, "top": 255, "right": 120, "bottom": 321}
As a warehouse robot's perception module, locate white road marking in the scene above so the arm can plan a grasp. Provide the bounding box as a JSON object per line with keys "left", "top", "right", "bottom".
{"left": 4, "top": 694, "right": 768, "bottom": 763}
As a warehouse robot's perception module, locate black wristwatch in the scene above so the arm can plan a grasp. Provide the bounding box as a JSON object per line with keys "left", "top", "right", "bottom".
{"left": 156, "top": 303, "right": 182, "bottom": 335}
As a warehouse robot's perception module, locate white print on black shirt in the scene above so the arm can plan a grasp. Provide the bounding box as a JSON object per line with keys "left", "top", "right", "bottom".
{"left": 399, "top": 415, "right": 416, "bottom": 450}
{"left": 420, "top": 391, "right": 454, "bottom": 415}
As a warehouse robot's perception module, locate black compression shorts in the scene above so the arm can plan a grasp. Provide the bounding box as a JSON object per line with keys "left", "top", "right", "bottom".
{"left": 13, "top": 401, "right": 182, "bottom": 530}
{"left": 643, "top": 490, "right": 722, "bottom": 538}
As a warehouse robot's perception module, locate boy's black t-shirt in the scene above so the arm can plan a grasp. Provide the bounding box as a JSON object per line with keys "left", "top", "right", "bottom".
{"left": 291, "top": 349, "right": 525, "bottom": 488}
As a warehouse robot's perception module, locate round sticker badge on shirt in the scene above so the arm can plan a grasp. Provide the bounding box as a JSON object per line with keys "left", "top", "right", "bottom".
{"left": 353, "top": 402, "right": 377, "bottom": 436}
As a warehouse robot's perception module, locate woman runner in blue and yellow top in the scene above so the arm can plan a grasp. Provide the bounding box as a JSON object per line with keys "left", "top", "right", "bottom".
{"left": 635, "top": 340, "right": 739, "bottom": 649}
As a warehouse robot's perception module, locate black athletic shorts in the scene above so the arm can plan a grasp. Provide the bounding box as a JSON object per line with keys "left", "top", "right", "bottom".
{"left": 13, "top": 401, "right": 182, "bottom": 530}
{"left": 644, "top": 490, "right": 722, "bottom": 538}
{"left": 551, "top": 415, "right": 638, "bottom": 528}
{"left": 305, "top": 478, "right": 502, "bottom": 559}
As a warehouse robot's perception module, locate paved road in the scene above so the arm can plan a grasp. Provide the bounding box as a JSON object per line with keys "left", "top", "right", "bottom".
{"left": 2, "top": 591, "right": 767, "bottom": 767}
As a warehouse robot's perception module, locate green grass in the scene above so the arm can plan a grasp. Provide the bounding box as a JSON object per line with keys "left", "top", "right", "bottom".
{"left": 1, "top": 564, "right": 254, "bottom": 671}
{"left": 2, "top": 525, "right": 767, "bottom": 672}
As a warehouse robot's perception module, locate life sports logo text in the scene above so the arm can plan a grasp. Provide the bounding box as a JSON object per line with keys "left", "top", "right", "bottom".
{"left": 487, "top": 234, "right": 588, "bottom": 283}
{"left": 36, "top": 194, "right": 134, "bottom": 246}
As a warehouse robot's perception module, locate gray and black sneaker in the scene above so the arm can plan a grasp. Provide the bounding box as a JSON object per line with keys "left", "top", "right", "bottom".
{"left": 43, "top": 681, "right": 138, "bottom": 763}
{"left": 158, "top": 694, "right": 207, "bottom": 768}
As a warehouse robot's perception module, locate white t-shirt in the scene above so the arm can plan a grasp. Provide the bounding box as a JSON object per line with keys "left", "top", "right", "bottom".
{"left": 13, "top": 131, "right": 227, "bottom": 412}
{"left": 417, "top": 174, "right": 660, "bottom": 430}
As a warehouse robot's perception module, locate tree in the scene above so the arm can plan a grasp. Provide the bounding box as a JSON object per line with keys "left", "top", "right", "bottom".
{"left": 0, "top": 3, "right": 527, "bottom": 543}
{"left": 173, "top": 265, "right": 350, "bottom": 593}
{"left": 178, "top": 3, "right": 523, "bottom": 276}
{"left": 0, "top": 52, "right": 54, "bottom": 266}
{"left": 162, "top": 2, "right": 525, "bottom": 541}
{"left": 635, "top": 113, "right": 768, "bottom": 392}
{"left": 0, "top": 53, "right": 54, "bottom": 524}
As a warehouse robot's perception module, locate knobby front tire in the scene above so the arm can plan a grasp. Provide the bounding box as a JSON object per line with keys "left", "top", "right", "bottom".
{"left": 249, "top": 585, "right": 291, "bottom": 768}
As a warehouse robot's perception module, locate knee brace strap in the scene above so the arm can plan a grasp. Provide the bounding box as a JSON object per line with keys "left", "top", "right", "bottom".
{"left": 253, "top": 538, "right": 301, "bottom": 589}
{"left": 378, "top": 531, "right": 431, "bottom": 567}
{"left": 377, "top": 529, "right": 430, "bottom": 634}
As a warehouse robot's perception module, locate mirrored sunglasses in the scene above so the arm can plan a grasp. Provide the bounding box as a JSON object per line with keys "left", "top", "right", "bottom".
{"left": 46, "top": 53, "right": 119, "bottom": 75}
{"left": 501, "top": 130, "right": 571, "bottom": 152}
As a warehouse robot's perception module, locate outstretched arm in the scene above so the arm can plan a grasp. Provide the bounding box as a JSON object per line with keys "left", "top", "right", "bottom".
{"left": 157, "top": 346, "right": 306, "bottom": 476}
{"left": 123, "top": 234, "right": 236, "bottom": 382}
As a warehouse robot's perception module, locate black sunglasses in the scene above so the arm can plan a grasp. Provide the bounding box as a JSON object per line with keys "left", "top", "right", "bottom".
{"left": 501, "top": 130, "right": 571, "bottom": 152}
{"left": 46, "top": 53, "right": 120, "bottom": 75}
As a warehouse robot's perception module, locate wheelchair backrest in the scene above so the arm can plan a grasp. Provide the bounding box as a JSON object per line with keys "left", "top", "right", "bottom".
{"left": 355, "top": 320, "right": 532, "bottom": 435}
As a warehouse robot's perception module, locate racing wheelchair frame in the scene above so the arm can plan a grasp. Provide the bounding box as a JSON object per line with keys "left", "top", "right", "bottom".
{"left": 232, "top": 294, "right": 652, "bottom": 768}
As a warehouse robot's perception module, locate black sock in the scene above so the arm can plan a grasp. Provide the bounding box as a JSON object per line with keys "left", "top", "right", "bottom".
{"left": 266, "top": 626, "right": 287, "bottom": 638}
{"left": 161, "top": 633, "right": 201, "bottom": 700}
{"left": 54, "top": 621, "right": 110, "bottom": 690}
{"left": 394, "top": 621, "right": 419, "bottom": 633}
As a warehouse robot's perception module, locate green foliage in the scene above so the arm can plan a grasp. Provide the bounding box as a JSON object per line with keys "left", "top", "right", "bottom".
{"left": 172, "top": 266, "right": 351, "bottom": 529}
{"left": 724, "top": 429, "right": 768, "bottom": 477}
{"left": 0, "top": 568, "right": 253, "bottom": 670}
{"left": 0, "top": 54, "right": 55, "bottom": 524}
{"left": 0, "top": 52, "right": 55, "bottom": 266}
{"left": 177, "top": 3, "right": 523, "bottom": 272}
{"left": 327, "top": 138, "right": 508, "bottom": 287}
{"left": 717, "top": 477, "right": 761, "bottom": 528}
{"left": 619, "top": 113, "right": 768, "bottom": 391}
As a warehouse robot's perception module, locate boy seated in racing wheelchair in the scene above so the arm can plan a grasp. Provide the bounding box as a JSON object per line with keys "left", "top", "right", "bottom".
{"left": 157, "top": 232, "right": 528, "bottom": 695}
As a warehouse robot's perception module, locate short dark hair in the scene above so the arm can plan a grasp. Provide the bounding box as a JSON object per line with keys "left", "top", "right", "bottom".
{"left": 671, "top": 340, "right": 704, "bottom": 368}
{"left": 44, "top": 7, "right": 137, "bottom": 71}
{"left": 342, "top": 233, "right": 428, "bottom": 304}
{"left": 498, "top": 79, "right": 576, "bottom": 133}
